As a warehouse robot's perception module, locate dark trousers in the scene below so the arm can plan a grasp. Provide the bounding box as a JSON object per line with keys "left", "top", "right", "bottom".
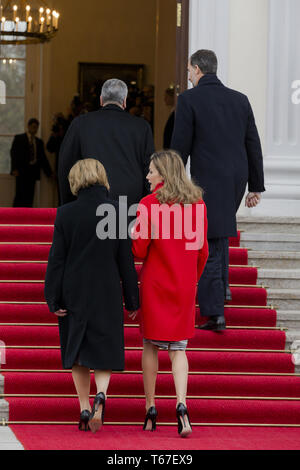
{"left": 197, "top": 237, "right": 229, "bottom": 318}
{"left": 13, "top": 172, "right": 37, "bottom": 207}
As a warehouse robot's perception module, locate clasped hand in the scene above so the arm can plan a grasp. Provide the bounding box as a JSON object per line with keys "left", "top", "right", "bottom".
{"left": 245, "top": 192, "right": 261, "bottom": 208}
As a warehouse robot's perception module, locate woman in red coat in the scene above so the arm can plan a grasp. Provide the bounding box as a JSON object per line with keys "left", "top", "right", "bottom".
{"left": 131, "top": 150, "right": 208, "bottom": 437}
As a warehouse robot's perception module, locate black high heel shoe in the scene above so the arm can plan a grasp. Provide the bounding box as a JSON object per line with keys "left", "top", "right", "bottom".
{"left": 143, "top": 406, "right": 158, "bottom": 431}
{"left": 78, "top": 409, "right": 91, "bottom": 431}
{"left": 176, "top": 403, "right": 192, "bottom": 437}
{"left": 88, "top": 392, "right": 106, "bottom": 433}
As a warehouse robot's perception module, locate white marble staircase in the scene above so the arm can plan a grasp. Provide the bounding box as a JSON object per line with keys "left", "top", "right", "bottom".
{"left": 238, "top": 216, "right": 300, "bottom": 358}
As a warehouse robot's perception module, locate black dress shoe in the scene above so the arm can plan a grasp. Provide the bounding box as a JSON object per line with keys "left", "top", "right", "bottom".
{"left": 225, "top": 287, "right": 232, "bottom": 302}
{"left": 197, "top": 316, "right": 226, "bottom": 332}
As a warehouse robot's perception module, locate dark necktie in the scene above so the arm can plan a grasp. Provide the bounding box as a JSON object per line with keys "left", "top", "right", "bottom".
{"left": 29, "top": 136, "right": 35, "bottom": 163}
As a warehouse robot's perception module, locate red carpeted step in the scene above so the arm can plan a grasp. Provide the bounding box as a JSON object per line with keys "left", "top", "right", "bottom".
{"left": 0, "top": 244, "right": 248, "bottom": 265}
{"left": 3, "top": 349, "right": 294, "bottom": 373}
{"left": 0, "top": 208, "right": 56, "bottom": 225}
{"left": 0, "top": 226, "right": 54, "bottom": 243}
{"left": 8, "top": 424, "right": 300, "bottom": 451}
{"left": 0, "top": 263, "right": 258, "bottom": 285}
{"left": 0, "top": 244, "right": 51, "bottom": 261}
{"left": 0, "top": 304, "right": 277, "bottom": 327}
{"left": 3, "top": 372, "right": 300, "bottom": 398}
{"left": 6, "top": 396, "right": 300, "bottom": 424}
{"left": 0, "top": 325, "right": 286, "bottom": 350}
{"left": 0, "top": 283, "right": 267, "bottom": 305}
{"left": 229, "top": 232, "right": 240, "bottom": 247}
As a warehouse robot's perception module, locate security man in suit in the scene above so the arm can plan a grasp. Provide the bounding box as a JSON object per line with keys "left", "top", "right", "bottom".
{"left": 11, "top": 118, "right": 53, "bottom": 207}
{"left": 58, "top": 79, "right": 155, "bottom": 209}
{"left": 171, "top": 50, "right": 265, "bottom": 331}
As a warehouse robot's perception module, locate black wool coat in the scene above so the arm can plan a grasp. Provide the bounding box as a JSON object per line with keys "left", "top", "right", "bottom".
{"left": 171, "top": 74, "right": 265, "bottom": 239}
{"left": 44, "top": 184, "right": 139, "bottom": 370}
{"left": 58, "top": 104, "right": 155, "bottom": 208}
{"left": 10, "top": 133, "right": 52, "bottom": 180}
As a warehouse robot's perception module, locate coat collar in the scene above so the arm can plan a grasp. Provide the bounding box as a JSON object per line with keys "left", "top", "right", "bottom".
{"left": 77, "top": 184, "right": 109, "bottom": 200}
{"left": 100, "top": 103, "right": 124, "bottom": 112}
{"left": 196, "top": 73, "right": 224, "bottom": 87}
{"left": 152, "top": 181, "right": 164, "bottom": 193}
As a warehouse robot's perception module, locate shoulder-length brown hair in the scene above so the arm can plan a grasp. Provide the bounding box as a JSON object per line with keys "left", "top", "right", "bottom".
{"left": 150, "top": 150, "right": 203, "bottom": 204}
{"left": 68, "top": 158, "right": 110, "bottom": 196}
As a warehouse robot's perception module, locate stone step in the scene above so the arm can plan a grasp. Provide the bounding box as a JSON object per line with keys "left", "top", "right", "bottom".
{"left": 0, "top": 399, "right": 8, "bottom": 423}
{"left": 238, "top": 216, "right": 300, "bottom": 234}
{"left": 267, "top": 288, "right": 300, "bottom": 310}
{"left": 248, "top": 251, "right": 300, "bottom": 269}
{"left": 277, "top": 310, "right": 300, "bottom": 329}
{"left": 0, "top": 427, "right": 24, "bottom": 450}
{"left": 240, "top": 233, "right": 300, "bottom": 252}
{"left": 0, "top": 375, "right": 3, "bottom": 395}
{"left": 258, "top": 269, "right": 300, "bottom": 289}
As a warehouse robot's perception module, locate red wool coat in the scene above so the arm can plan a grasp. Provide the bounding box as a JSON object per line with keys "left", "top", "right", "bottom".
{"left": 132, "top": 182, "right": 208, "bottom": 341}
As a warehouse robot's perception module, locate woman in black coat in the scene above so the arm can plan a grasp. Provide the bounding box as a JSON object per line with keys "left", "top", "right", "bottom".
{"left": 44, "top": 158, "right": 139, "bottom": 432}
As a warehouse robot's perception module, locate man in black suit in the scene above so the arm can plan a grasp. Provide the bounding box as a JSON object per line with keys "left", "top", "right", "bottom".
{"left": 11, "top": 118, "right": 53, "bottom": 207}
{"left": 58, "top": 79, "right": 155, "bottom": 209}
{"left": 171, "top": 50, "right": 265, "bottom": 331}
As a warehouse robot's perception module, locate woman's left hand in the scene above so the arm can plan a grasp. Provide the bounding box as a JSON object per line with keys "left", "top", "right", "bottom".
{"left": 128, "top": 310, "right": 139, "bottom": 321}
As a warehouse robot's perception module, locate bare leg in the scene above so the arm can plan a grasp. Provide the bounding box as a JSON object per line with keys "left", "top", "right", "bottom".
{"left": 142, "top": 342, "right": 159, "bottom": 429}
{"left": 72, "top": 364, "right": 91, "bottom": 412}
{"left": 168, "top": 350, "right": 191, "bottom": 434}
{"left": 94, "top": 369, "right": 112, "bottom": 396}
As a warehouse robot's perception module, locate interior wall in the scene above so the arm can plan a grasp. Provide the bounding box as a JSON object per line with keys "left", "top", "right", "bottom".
{"left": 154, "top": 0, "right": 177, "bottom": 149}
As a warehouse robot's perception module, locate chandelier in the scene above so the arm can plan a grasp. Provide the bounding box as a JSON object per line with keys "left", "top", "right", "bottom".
{"left": 0, "top": 0, "right": 60, "bottom": 45}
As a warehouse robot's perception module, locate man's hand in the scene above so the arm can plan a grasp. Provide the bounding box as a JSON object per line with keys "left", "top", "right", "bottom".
{"left": 128, "top": 310, "right": 139, "bottom": 321}
{"left": 245, "top": 192, "right": 261, "bottom": 208}
{"left": 12, "top": 170, "right": 19, "bottom": 177}
{"left": 54, "top": 309, "right": 67, "bottom": 317}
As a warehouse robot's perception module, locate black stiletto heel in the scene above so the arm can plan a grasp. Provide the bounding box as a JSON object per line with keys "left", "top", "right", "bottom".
{"left": 88, "top": 392, "right": 106, "bottom": 433}
{"left": 143, "top": 406, "right": 158, "bottom": 431}
{"left": 176, "top": 403, "right": 192, "bottom": 437}
{"left": 78, "top": 409, "right": 91, "bottom": 431}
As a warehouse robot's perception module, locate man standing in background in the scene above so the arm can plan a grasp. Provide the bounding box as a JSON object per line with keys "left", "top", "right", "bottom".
{"left": 58, "top": 79, "right": 154, "bottom": 209}
{"left": 11, "top": 118, "right": 53, "bottom": 207}
{"left": 171, "top": 49, "right": 265, "bottom": 331}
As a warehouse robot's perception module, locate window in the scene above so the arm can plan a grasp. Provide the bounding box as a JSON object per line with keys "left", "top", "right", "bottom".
{"left": 0, "top": 45, "right": 26, "bottom": 174}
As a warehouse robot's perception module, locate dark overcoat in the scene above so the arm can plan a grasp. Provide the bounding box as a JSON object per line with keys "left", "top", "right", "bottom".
{"left": 44, "top": 184, "right": 139, "bottom": 370}
{"left": 171, "top": 74, "right": 265, "bottom": 239}
{"left": 58, "top": 104, "right": 155, "bottom": 207}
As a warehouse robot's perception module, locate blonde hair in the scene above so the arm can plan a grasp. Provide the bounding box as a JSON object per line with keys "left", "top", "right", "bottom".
{"left": 151, "top": 150, "right": 203, "bottom": 204}
{"left": 68, "top": 158, "right": 110, "bottom": 196}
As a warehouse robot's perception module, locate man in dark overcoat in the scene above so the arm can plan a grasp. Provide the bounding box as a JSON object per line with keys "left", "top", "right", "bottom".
{"left": 58, "top": 79, "right": 155, "bottom": 209}
{"left": 10, "top": 118, "right": 53, "bottom": 207}
{"left": 171, "top": 49, "right": 265, "bottom": 331}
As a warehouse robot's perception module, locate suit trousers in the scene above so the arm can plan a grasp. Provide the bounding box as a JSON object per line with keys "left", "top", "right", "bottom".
{"left": 197, "top": 237, "right": 229, "bottom": 318}
{"left": 13, "top": 170, "right": 37, "bottom": 207}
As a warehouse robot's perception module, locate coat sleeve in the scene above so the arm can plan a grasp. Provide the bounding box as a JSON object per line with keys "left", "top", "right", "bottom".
{"left": 117, "top": 237, "right": 140, "bottom": 311}
{"left": 245, "top": 100, "right": 266, "bottom": 193}
{"left": 131, "top": 200, "right": 152, "bottom": 260}
{"left": 58, "top": 117, "right": 81, "bottom": 205}
{"left": 142, "top": 122, "right": 155, "bottom": 197}
{"left": 197, "top": 203, "right": 209, "bottom": 281}
{"left": 170, "top": 94, "right": 194, "bottom": 166}
{"left": 44, "top": 210, "right": 67, "bottom": 313}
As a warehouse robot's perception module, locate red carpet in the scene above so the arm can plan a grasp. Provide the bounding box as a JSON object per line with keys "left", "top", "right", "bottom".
{"left": 0, "top": 207, "right": 300, "bottom": 450}
{"left": 9, "top": 424, "right": 300, "bottom": 450}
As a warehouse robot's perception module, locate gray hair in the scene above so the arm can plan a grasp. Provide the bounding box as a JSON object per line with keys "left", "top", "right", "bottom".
{"left": 101, "top": 79, "right": 128, "bottom": 106}
{"left": 190, "top": 49, "right": 218, "bottom": 74}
